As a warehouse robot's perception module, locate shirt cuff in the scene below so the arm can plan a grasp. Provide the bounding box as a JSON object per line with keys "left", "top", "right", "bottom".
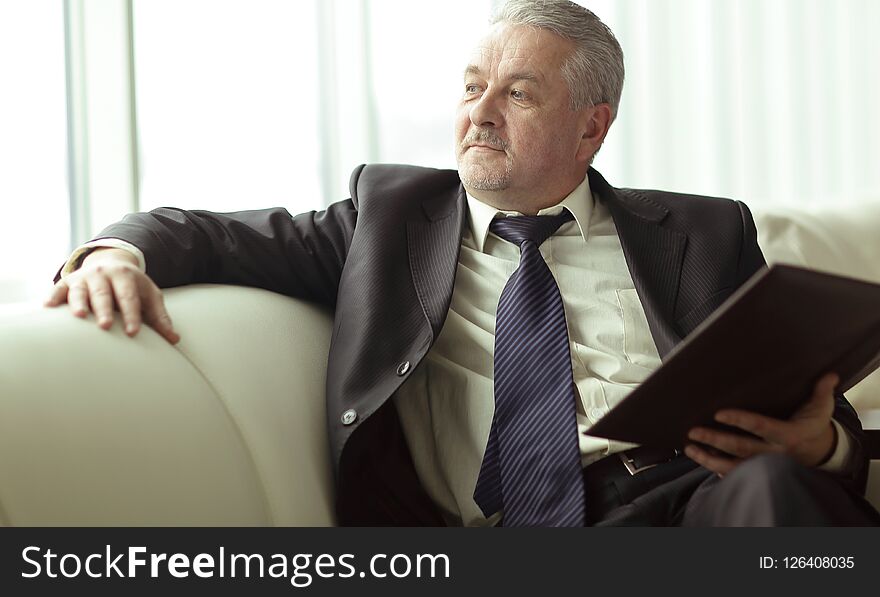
{"left": 59, "top": 239, "right": 147, "bottom": 278}
{"left": 816, "top": 419, "right": 853, "bottom": 474}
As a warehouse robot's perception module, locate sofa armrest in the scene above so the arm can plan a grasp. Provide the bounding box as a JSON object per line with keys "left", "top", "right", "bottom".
{"left": 862, "top": 410, "right": 880, "bottom": 459}
{"left": 0, "top": 285, "right": 335, "bottom": 526}
{"left": 861, "top": 410, "right": 880, "bottom": 511}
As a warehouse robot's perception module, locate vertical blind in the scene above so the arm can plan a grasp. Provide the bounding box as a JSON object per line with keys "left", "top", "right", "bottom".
{"left": 133, "top": 0, "right": 880, "bottom": 214}
{"left": 589, "top": 0, "right": 880, "bottom": 207}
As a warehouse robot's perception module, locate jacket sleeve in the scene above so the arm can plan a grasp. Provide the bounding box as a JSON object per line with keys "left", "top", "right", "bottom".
{"left": 86, "top": 200, "right": 358, "bottom": 308}
{"left": 736, "top": 200, "right": 870, "bottom": 493}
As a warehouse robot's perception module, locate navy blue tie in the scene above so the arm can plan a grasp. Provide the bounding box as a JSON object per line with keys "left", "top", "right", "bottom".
{"left": 474, "top": 210, "right": 585, "bottom": 526}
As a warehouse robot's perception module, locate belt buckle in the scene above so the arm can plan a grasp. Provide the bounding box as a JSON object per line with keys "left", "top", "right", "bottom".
{"left": 619, "top": 452, "right": 656, "bottom": 476}
{"left": 619, "top": 448, "right": 681, "bottom": 476}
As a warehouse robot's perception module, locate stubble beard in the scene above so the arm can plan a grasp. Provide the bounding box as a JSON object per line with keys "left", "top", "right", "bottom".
{"left": 459, "top": 157, "right": 513, "bottom": 191}
{"left": 457, "top": 128, "right": 513, "bottom": 191}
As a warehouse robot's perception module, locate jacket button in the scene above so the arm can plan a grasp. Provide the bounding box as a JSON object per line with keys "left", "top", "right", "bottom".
{"left": 396, "top": 361, "right": 411, "bottom": 376}
{"left": 341, "top": 409, "right": 358, "bottom": 426}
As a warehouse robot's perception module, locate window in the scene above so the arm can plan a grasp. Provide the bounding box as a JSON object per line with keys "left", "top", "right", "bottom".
{"left": 133, "top": 0, "right": 322, "bottom": 214}
{"left": 0, "top": 1, "right": 69, "bottom": 304}
{"left": 3, "top": 0, "right": 878, "bottom": 307}
{"left": 133, "top": 0, "right": 497, "bottom": 212}
{"left": 368, "top": 0, "right": 493, "bottom": 170}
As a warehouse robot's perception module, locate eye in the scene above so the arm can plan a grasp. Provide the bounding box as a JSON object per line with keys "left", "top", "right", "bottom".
{"left": 511, "top": 89, "right": 528, "bottom": 101}
{"left": 465, "top": 83, "right": 481, "bottom": 95}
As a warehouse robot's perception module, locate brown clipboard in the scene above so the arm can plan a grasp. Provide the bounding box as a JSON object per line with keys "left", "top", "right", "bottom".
{"left": 586, "top": 264, "right": 880, "bottom": 448}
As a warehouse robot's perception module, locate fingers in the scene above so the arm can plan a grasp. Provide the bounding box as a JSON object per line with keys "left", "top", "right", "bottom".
{"left": 87, "top": 273, "right": 117, "bottom": 329}
{"left": 141, "top": 287, "right": 180, "bottom": 344}
{"left": 687, "top": 426, "right": 777, "bottom": 460}
{"left": 109, "top": 273, "right": 142, "bottom": 335}
{"left": 712, "top": 372, "right": 837, "bottom": 445}
{"left": 684, "top": 444, "right": 738, "bottom": 477}
{"left": 67, "top": 279, "right": 91, "bottom": 318}
{"left": 713, "top": 409, "right": 785, "bottom": 444}
{"left": 45, "top": 279, "right": 70, "bottom": 307}
{"left": 804, "top": 372, "right": 839, "bottom": 414}
{"left": 685, "top": 424, "right": 780, "bottom": 477}
{"left": 46, "top": 260, "right": 179, "bottom": 344}
{"left": 817, "top": 372, "right": 840, "bottom": 393}
{"left": 692, "top": 371, "right": 841, "bottom": 473}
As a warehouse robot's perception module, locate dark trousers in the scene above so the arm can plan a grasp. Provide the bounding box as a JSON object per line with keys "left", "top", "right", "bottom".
{"left": 586, "top": 452, "right": 880, "bottom": 526}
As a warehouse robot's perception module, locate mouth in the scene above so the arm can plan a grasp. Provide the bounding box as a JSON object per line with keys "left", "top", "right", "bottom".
{"left": 467, "top": 144, "right": 504, "bottom": 152}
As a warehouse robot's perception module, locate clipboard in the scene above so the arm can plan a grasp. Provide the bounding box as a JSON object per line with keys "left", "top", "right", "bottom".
{"left": 586, "top": 264, "right": 880, "bottom": 448}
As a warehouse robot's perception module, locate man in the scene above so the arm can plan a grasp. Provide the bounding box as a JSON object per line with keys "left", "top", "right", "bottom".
{"left": 47, "top": 0, "right": 879, "bottom": 526}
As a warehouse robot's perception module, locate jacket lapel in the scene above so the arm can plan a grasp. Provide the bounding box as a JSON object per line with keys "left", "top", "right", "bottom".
{"left": 404, "top": 169, "right": 687, "bottom": 358}
{"left": 407, "top": 185, "right": 467, "bottom": 339}
{"left": 589, "top": 169, "right": 687, "bottom": 359}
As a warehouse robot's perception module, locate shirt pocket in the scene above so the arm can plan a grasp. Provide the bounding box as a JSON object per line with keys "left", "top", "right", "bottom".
{"left": 616, "top": 288, "right": 661, "bottom": 369}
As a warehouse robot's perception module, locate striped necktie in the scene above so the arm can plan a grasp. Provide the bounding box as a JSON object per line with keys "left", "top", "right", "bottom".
{"left": 473, "top": 210, "right": 585, "bottom": 526}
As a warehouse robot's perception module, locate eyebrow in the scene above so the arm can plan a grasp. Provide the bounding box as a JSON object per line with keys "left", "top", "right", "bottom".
{"left": 464, "top": 64, "right": 541, "bottom": 83}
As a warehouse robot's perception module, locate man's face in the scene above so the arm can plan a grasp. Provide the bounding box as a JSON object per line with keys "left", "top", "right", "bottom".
{"left": 455, "top": 22, "right": 593, "bottom": 211}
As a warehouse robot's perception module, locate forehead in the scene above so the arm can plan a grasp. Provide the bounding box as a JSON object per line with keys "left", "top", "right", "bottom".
{"left": 467, "top": 22, "right": 574, "bottom": 79}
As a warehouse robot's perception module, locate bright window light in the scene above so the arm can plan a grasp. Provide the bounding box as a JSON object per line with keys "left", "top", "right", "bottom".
{"left": 368, "top": 0, "right": 493, "bottom": 170}
{"left": 133, "top": 0, "right": 322, "bottom": 214}
{"left": 0, "top": 1, "right": 69, "bottom": 304}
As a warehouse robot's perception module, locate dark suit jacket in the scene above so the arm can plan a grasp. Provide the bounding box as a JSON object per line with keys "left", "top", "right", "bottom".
{"left": 92, "top": 165, "right": 871, "bottom": 525}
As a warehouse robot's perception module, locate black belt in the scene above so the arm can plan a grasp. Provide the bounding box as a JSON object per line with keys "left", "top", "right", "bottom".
{"left": 582, "top": 445, "right": 690, "bottom": 524}
{"left": 583, "top": 445, "right": 682, "bottom": 480}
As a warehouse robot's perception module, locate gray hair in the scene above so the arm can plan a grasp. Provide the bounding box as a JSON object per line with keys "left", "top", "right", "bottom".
{"left": 490, "top": 0, "right": 625, "bottom": 119}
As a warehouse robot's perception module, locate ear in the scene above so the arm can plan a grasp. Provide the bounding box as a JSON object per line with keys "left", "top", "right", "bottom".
{"left": 575, "top": 104, "right": 614, "bottom": 163}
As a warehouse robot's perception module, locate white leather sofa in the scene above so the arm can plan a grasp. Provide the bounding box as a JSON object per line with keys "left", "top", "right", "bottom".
{"left": 1, "top": 203, "right": 878, "bottom": 526}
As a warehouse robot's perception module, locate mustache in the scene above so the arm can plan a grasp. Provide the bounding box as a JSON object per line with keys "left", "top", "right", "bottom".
{"left": 461, "top": 129, "right": 510, "bottom": 152}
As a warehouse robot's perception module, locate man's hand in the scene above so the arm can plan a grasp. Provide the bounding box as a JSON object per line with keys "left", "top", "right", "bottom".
{"left": 683, "top": 372, "right": 840, "bottom": 476}
{"left": 45, "top": 248, "right": 180, "bottom": 344}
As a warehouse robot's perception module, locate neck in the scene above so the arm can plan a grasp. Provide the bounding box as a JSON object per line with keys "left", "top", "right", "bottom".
{"left": 465, "top": 180, "right": 585, "bottom": 215}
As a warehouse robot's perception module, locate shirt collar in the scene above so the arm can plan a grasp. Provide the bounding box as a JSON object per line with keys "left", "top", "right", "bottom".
{"left": 465, "top": 174, "right": 594, "bottom": 252}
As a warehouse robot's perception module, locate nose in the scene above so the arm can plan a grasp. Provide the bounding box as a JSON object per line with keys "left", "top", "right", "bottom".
{"left": 469, "top": 89, "right": 504, "bottom": 129}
